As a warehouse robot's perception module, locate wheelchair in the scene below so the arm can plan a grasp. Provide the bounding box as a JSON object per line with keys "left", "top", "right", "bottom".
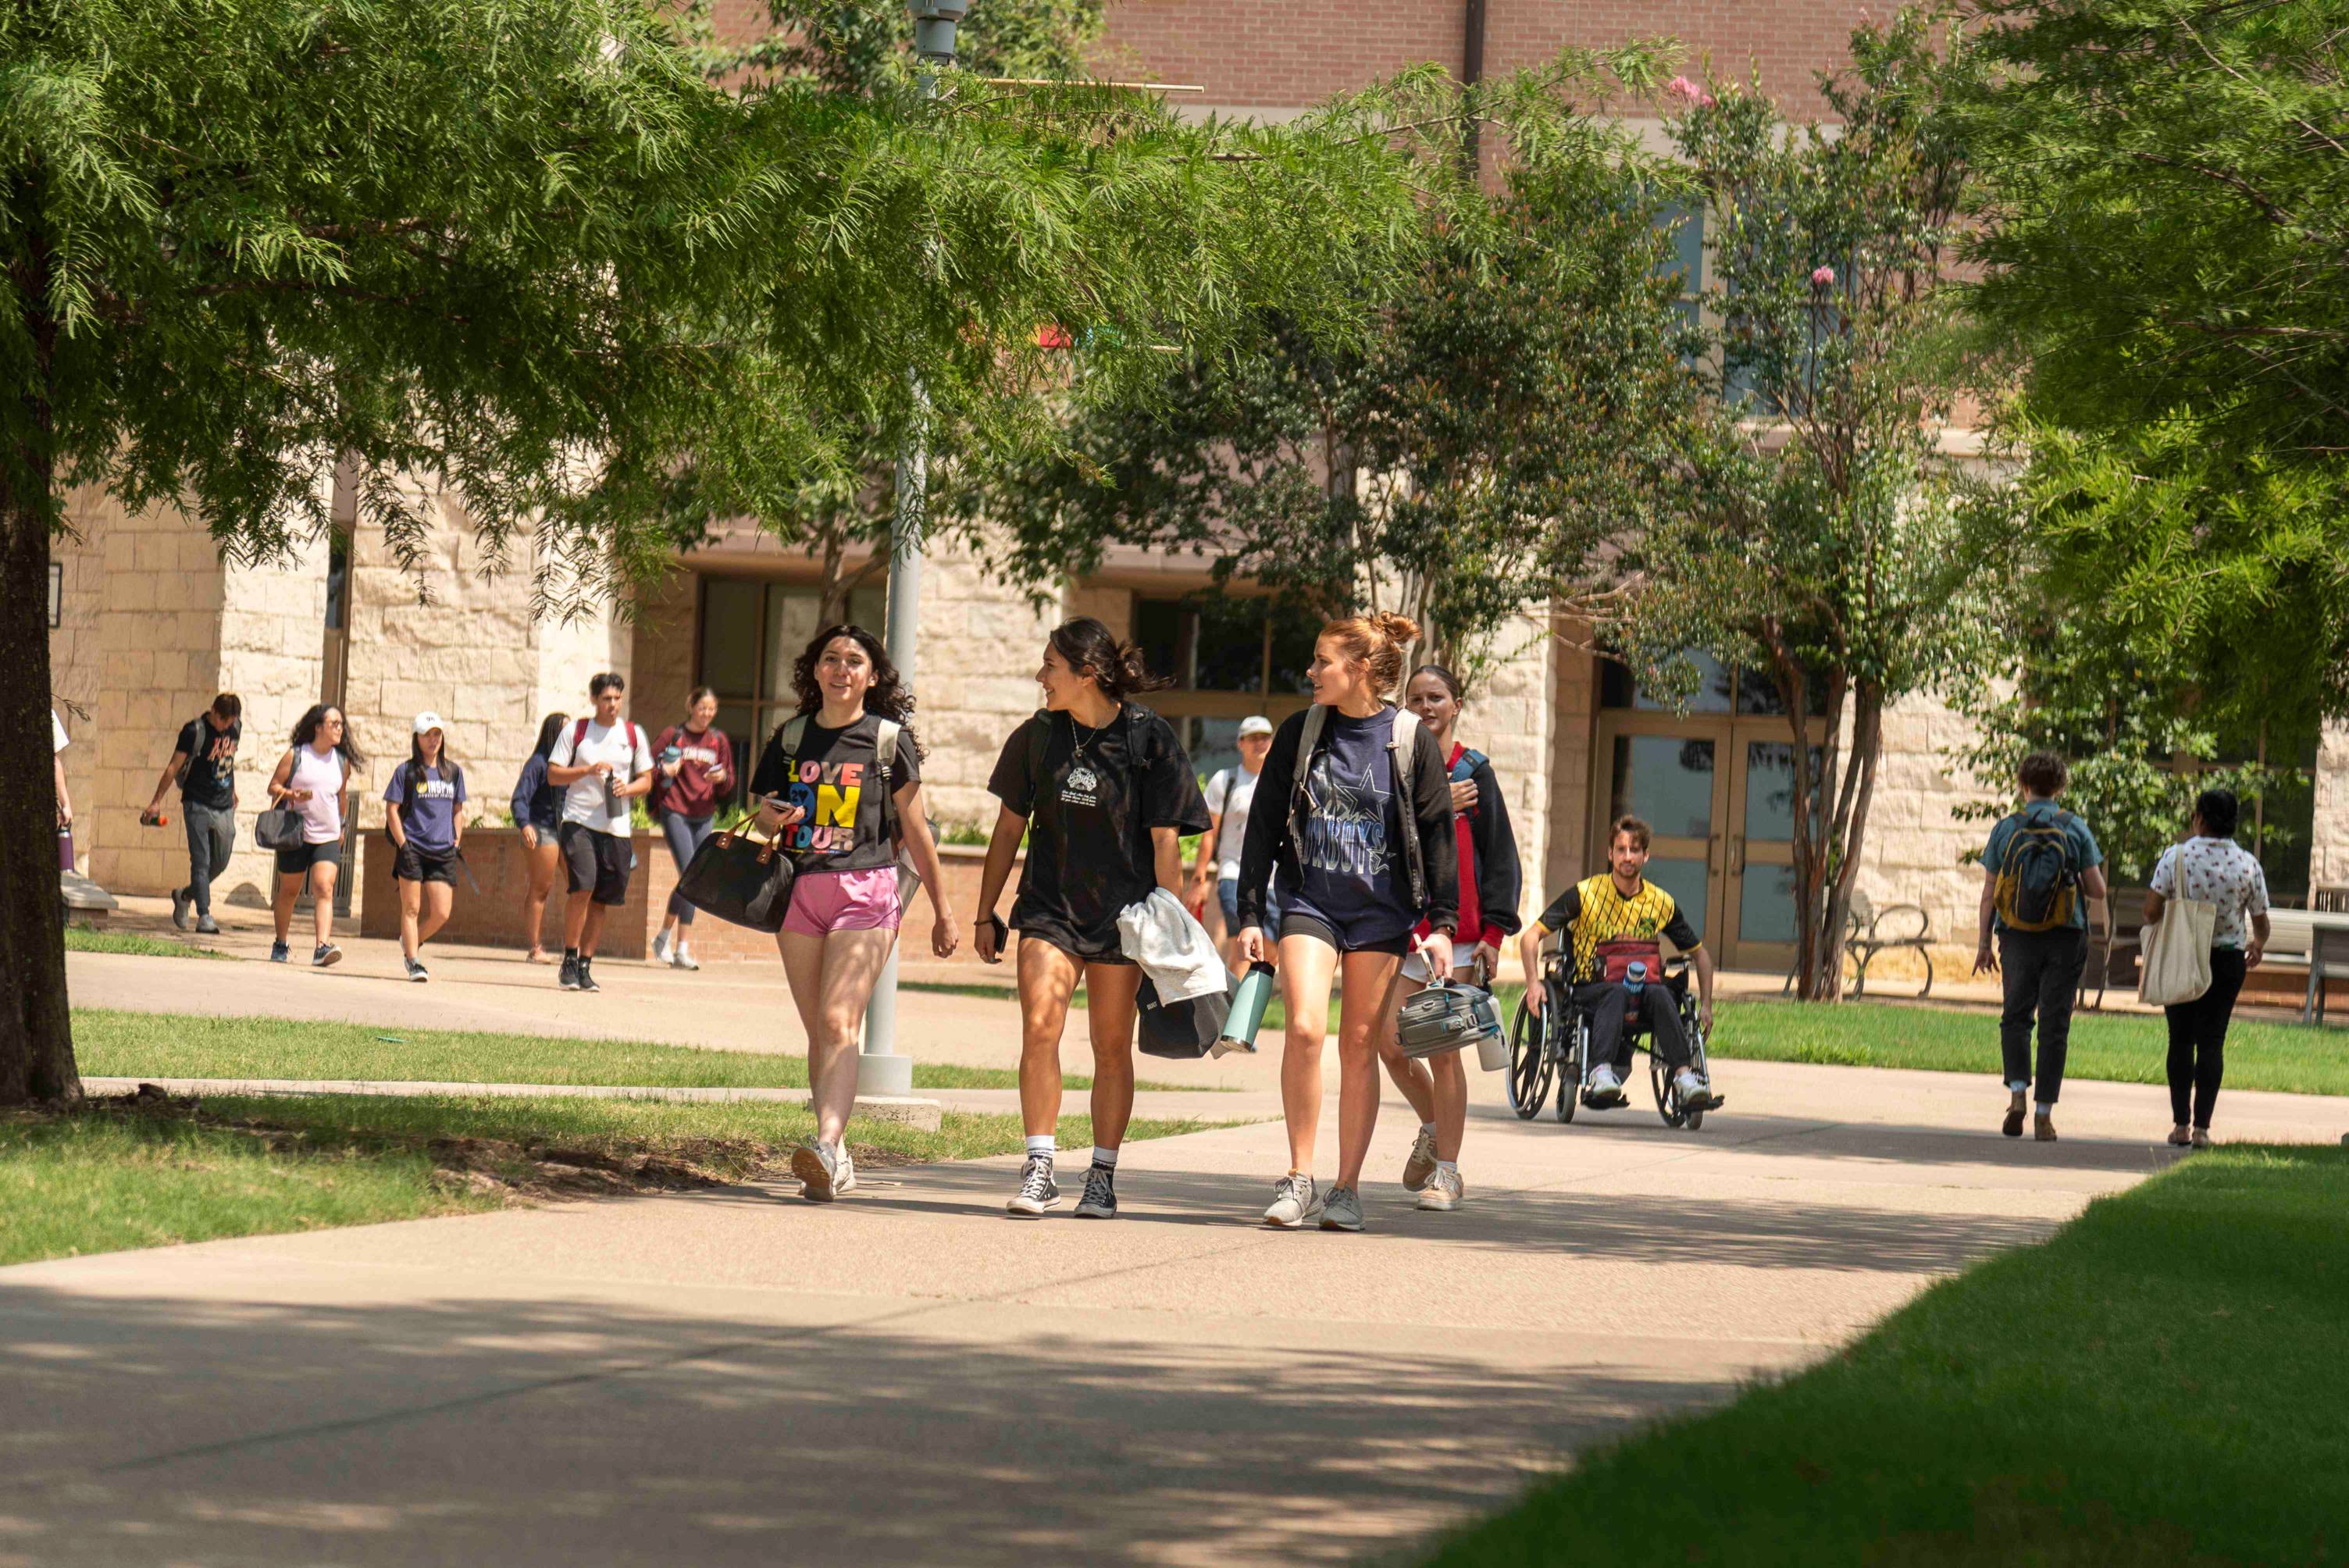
{"left": 1506, "top": 953, "right": 1713, "bottom": 1131}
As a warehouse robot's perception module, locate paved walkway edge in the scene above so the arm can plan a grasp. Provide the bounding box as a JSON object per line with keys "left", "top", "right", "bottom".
{"left": 80, "top": 1077, "right": 947, "bottom": 1131}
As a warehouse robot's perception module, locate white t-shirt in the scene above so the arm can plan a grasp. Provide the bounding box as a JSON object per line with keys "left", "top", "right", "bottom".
{"left": 52, "top": 710, "right": 68, "bottom": 754}
{"left": 1203, "top": 764, "right": 1265, "bottom": 881}
{"left": 549, "top": 718, "right": 649, "bottom": 835}
{"left": 2151, "top": 836, "right": 2270, "bottom": 950}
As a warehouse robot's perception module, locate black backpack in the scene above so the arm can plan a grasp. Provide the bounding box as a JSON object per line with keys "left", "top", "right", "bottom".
{"left": 1994, "top": 808, "right": 2080, "bottom": 931}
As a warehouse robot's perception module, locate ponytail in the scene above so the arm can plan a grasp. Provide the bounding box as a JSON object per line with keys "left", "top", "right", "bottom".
{"left": 1047, "top": 617, "right": 1174, "bottom": 702}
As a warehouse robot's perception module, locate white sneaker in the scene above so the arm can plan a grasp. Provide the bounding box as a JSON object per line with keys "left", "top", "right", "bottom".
{"left": 672, "top": 939, "right": 698, "bottom": 971}
{"left": 1588, "top": 1063, "right": 1623, "bottom": 1094}
{"left": 1674, "top": 1068, "right": 1721, "bottom": 1108}
{"left": 651, "top": 930, "right": 673, "bottom": 966}
{"left": 1416, "top": 1166, "right": 1463, "bottom": 1212}
{"left": 834, "top": 1145, "right": 857, "bottom": 1195}
{"left": 791, "top": 1140, "right": 843, "bottom": 1202}
{"left": 1262, "top": 1172, "right": 1322, "bottom": 1228}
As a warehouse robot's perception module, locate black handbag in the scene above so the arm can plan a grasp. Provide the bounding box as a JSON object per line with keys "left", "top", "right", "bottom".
{"left": 254, "top": 807, "right": 303, "bottom": 852}
{"left": 677, "top": 823, "right": 797, "bottom": 932}
{"left": 1135, "top": 975, "right": 1234, "bottom": 1060}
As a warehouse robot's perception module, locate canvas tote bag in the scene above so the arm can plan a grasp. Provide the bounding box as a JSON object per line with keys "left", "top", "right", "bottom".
{"left": 2138, "top": 894, "right": 2216, "bottom": 1007}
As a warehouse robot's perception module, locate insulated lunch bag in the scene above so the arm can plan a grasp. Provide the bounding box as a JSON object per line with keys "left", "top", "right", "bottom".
{"left": 1396, "top": 980, "right": 1504, "bottom": 1064}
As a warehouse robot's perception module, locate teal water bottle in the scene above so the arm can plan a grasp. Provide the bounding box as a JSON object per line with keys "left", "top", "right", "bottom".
{"left": 1218, "top": 961, "right": 1276, "bottom": 1054}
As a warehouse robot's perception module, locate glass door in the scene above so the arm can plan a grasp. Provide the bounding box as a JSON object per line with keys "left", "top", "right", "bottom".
{"left": 1590, "top": 715, "right": 1732, "bottom": 952}
{"left": 1722, "top": 726, "right": 1827, "bottom": 973}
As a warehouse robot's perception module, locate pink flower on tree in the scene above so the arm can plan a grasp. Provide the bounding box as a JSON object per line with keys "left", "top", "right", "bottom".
{"left": 1666, "top": 75, "right": 1716, "bottom": 109}
{"left": 1811, "top": 265, "right": 1837, "bottom": 288}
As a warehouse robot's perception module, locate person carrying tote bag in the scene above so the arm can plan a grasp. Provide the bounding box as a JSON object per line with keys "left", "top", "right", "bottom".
{"left": 2143, "top": 789, "right": 2272, "bottom": 1149}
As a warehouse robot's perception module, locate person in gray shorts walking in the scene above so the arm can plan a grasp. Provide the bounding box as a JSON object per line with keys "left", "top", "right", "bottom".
{"left": 146, "top": 693, "right": 242, "bottom": 935}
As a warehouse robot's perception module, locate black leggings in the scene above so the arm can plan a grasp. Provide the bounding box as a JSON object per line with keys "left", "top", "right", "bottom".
{"left": 2165, "top": 946, "right": 2247, "bottom": 1130}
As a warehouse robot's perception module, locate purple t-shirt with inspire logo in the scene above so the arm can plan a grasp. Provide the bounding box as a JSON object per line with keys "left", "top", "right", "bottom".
{"left": 386, "top": 763, "right": 466, "bottom": 853}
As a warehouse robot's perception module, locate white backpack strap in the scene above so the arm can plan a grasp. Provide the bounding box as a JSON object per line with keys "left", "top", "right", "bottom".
{"left": 1388, "top": 707, "right": 1428, "bottom": 911}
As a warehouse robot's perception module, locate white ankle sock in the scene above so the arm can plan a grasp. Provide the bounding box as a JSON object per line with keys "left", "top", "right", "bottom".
{"left": 1419, "top": 1121, "right": 1437, "bottom": 1137}
{"left": 1025, "top": 1135, "right": 1056, "bottom": 1160}
{"left": 1090, "top": 1146, "right": 1118, "bottom": 1169}
{"left": 1435, "top": 1159, "right": 1458, "bottom": 1175}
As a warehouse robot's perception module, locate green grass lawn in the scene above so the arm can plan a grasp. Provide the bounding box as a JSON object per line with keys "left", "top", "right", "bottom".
{"left": 70, "top": 1009, "right": 1206, "bottom": 1093}
{"left": 1705, "top": 996, "right": 2349, "bottom": 1097}
{"left": 0, "top": 1090, "right": 1233, "bottom": 1267}
{"left": 62, "top": 927, "right": 226, "bottom": 960}
{"left": 1426, "top": 1142, "right": 2349, "bottom": 1566}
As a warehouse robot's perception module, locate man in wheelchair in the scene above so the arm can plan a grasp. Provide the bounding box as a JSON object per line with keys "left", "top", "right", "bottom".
{"left": 1518, "top": 814, "right": 1723, "bottom": 1113}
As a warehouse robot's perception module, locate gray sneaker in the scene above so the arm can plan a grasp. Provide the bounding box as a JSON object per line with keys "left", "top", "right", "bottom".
{"left": 170, "top": 887, "right": 194, "bottom": 931}
{"left": 1262, "top": 1172, "right": 1322, "bottom": 1229}
{"left": 1320, "top": 1184, "right": 1365, "bottom": 1232}
{"left": 1401, "top": 1126, "right": 1438, "bottom": 1192}
{"left": 1416, "top": 1166, "right": 1463, "bottom": 1212}
{"left": 194, "top": 915, "right": 221, "bottom": 936}
{"left": 791, "top": 1140, "right": 843, "bottom": 1202}
{"left": 835, "top": 1145, "right": 857, "bottom": 1196}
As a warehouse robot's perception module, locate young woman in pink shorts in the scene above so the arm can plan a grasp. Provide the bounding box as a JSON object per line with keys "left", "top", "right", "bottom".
{"left": 748, "top": 625, "right": 957, "bottom": 1201}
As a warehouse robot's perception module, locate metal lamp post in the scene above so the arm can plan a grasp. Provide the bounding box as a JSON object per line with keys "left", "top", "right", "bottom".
{"left": 859, "top": 1, "right": 967, "bottom": 1098}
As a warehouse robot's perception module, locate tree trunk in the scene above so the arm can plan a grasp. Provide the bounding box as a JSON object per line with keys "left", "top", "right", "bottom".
{"left": 0, "top": 477, "right": 81, "bottom": 1107}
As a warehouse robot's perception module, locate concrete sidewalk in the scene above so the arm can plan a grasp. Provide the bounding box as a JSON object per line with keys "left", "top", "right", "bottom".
{"left": 6, "top": 1055, "right": 2343, "bottom": 1566}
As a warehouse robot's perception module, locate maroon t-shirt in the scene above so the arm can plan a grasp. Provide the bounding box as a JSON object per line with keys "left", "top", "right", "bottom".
{"left": 651, "top": 724, "right": 733, "bottom": 819}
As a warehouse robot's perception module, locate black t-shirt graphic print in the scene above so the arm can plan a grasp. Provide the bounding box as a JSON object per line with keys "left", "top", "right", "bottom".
{"left": 748, "top": 711, "right": 921, "bottom": 875}
{"left": 174, "top": 716, "right": 241, "bottom": 811}
{"left": 987, "top": 706, "right": 1209, "bottom": 957}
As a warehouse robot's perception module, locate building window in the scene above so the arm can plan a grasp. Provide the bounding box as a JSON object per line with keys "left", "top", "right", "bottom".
{"left": 1129, "top": 591, "right": 1320, "bottom": 776}
{"left": 1601, "top": 652, "right": 1830, "bottom": 717}
{"left": 697, "top": 576, "right": 886, "bottom": 805}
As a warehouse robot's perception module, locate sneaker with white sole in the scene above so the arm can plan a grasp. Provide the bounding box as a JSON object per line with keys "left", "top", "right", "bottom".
{"left": 1263, "top": 1172, "right": 1321, "bottom": 1228}
{"left": 170, "top": 887, "right": 194, "bottom": 931}
{"left": 834, "top": 1145, "right": 857, "bottom": 1196}
{"left": 672, "top": 940, "right": 699, "bottom": 971}
{"left": 312, "top": 942, "right": 341, "bottom": 968}
{"left": 195, "top": 915, "right": 221, "bottom": 935}
{"left": 1674, "top": 1068, "right": 1724, "bottom": 1110}
{"left": 1585, "top": 1062, "right": 1629, "bottom": 1108}
{"left": 1417, "top": 1167, "right": 1463, "bottom": 1211}
{"left": 558, "top": 953, "right": 581, "bottom": 991}
{"left": 791, "top": 1140, "right": 845, "bottom": 1202}
{"left": 651, "top": 930, "right": 673, "bottom": 966}
{"left": 405, "top": 957, "right": 429, "bottom": 983}
{"left": 576, "top": 957, "right": 601, "bottom": 994}
{"left": 1074, "top": 1163, "right": 1118, "bottom": 1219}
{"left": 1006, "top": 1154, "right": 1059, "bottom": 1217}
{"left": 269, "top": 939, "right": 290, "bottom": 964}
{"left": 1319, "top": 1184, "right": 1365, "bottom": 1231}
{"left": 1401, "top": 1126, "right": 1438, "bottom": 1192}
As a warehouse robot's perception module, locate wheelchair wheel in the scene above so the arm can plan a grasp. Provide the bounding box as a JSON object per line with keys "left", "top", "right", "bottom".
{"left": 1651, "top": 1053, "right": 1688, "bottom": 1129}
{"left": 1507, "top": 996, "right": 1553, "bottom": 1120}
{"left": 1554, "top": 1013, "right": 1583, "bottom": 1123}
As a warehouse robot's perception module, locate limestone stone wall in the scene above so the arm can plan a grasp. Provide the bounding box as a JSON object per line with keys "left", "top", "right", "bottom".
{"left": 1542, "top": 625, "right": 1599, "bottom": 900}
{"left": 45, "top": 498, "right": 108, "bottom": 871}
{"left": 911, "top": 539, "right": 1059, "bottom": 831}
{"left": 1456, "top": 609, "right": 1557, "bottom": 934}
{"left": 1849, "top": 689, "right": 1990, "bottom": 971}
{"left": 212, "top": 520, "right": 332, "bottom": 906}
{"left": 2312, "top": 721, "right": 2349, "bottom": 891}
{"left": 630, "top": 570, "right": 700, "bottom": 741}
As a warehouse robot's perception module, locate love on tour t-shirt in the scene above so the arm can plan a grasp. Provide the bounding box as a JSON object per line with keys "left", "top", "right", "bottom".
{"left": 748, "top": 711, "right": 921, "bottom": 874}
{"left": 987, "top": 706, "right": 1210, "bottom": 957}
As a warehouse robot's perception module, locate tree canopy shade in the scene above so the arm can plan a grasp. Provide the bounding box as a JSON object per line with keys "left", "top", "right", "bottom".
{"left": 937, "top": 49, "right": 1701, "bottom": 686}
{"left": 1955, "top": 0, "right": 2349, "bottom": 729}
{"left": 0, "top": 0, "right": 1431, "bottom": 1104}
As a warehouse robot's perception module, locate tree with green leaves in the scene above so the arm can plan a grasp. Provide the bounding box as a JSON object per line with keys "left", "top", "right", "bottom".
{"left": 2, "top": 0, "right": 1431, "bottom": 1105}
{"left": 1567, "top": 11, "right": 1994, "bottom": 1000}
{"left": 1955, "top": 0, "right": 2349, "bottom": 734}
{"left": 938, "top": 49, "right": 1698, "bottom": 689}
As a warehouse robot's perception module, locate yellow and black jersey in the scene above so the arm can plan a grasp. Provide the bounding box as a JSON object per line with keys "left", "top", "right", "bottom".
{"left": 1529, "top": 874, "right": 1702, "bottom": 985}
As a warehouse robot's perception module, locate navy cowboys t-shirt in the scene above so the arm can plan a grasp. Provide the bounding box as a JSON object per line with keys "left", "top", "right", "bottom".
{"left": 1291, "top": 707, "right": 1412, "bottom": 944}
{"left": 987, "top": 707, "right": 1210, "bottom": 956}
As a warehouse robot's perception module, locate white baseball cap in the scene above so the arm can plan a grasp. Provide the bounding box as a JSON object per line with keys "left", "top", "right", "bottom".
{"left": 1238, "top": 715, "right": 1274, "bottom": 738}
{"left": 412, "top": 711, "right": 447, "bottom": 735}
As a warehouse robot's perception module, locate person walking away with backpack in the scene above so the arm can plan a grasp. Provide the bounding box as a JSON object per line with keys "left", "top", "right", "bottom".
{"left": 510, "top": 712, "right": 568, "bottom": 962}
{"left": 747, "top": 625, "right": 958, "bottom": 1202}
{"left": 1189, "top": 715, "right": 1282, "bottom": 969}
{"left": 385, "top": 712, "right": 467, "bottom": 982}
{"left": 1235, "top": 615, "right": 1459, "bottom": 1234}
{"left": 264, "top": 704, "right": 361, "bottom": 967}
{"left": 148, "top": 693, "right": 242, "bottom": 935}
{"left": 651, "top": 686, "right": 735, "bottom": 971}
{"left": 2144, "top": 788, "right": 2270, "bottom": 1149}
{"left": 972, "top": 618, "right": 1210, "bottom": 1221}
{"left": 1974, "top": 750, "right": 2110, "bottom": 1141}
{"left": 1377, "top": 664, "right": 1522, "bottom": 1213}
{"left": 545, "top": 672, "right": 653, "bottom": 993}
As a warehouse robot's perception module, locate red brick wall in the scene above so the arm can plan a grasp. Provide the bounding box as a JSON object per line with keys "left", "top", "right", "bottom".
{"left": 1100, "top": 1, "right": 1878, "bottom": 121}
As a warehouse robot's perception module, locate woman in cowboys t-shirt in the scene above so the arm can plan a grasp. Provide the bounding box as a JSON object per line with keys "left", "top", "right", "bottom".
{"left": 1235, "top": 614, "right": 1458, "bottom": 1235}
{"left": 747, "top": 625, "right": 958, "bottom": 1204}
{"left": 1378, "top": 664, "right": 1520, "bottom": 1213}
{"left": 973, "top": 618, "right": 1210, "bottom": 1223}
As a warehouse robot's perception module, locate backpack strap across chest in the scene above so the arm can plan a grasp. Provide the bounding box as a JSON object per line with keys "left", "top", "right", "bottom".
{"left": 1287, "top": 704, "right": 1431, "bottom": 911}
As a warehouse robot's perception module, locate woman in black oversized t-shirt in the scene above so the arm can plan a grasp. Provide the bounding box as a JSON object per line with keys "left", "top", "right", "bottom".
{"left": 975, "top": 618, "right": 1210, "bottom": 1222}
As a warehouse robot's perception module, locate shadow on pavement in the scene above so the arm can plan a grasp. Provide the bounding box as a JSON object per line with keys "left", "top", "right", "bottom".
{"left": 0, "top": 1280, "right": 1716, "bottom": 1566}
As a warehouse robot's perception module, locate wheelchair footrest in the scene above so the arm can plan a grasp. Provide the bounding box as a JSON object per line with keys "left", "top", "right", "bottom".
{"left": 1581, "top": 1087, "right": 1630, "bottom": 1110}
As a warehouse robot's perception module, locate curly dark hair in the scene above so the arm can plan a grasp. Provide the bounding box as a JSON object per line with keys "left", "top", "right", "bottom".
{"left": 786, "top": 623, "right": 926, "bottom": 761}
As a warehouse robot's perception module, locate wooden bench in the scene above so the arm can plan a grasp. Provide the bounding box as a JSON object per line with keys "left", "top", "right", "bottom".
{"left": 2258, "top": 909, "right": 2349, "bottom": 1024}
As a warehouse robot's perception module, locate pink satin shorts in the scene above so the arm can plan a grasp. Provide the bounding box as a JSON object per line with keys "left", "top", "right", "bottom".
{"left": 782, "top": 866, "right": 903, "bottom": 936}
